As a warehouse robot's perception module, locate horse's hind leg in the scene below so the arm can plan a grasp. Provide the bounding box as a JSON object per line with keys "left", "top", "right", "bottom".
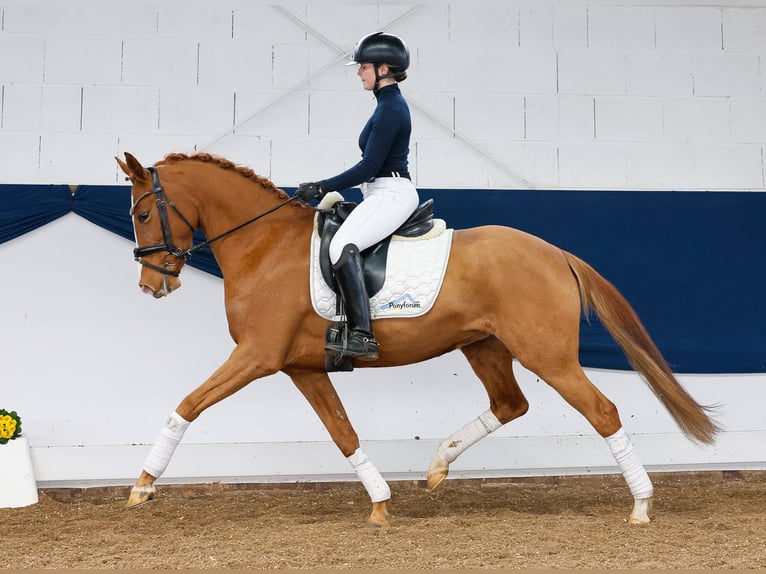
{"left": 531, "top": 359, "right": 654, "bottom": 524}
{"left": 290, "top": 370, "right": 391, "bottom": 528}
{"left": 427, "top": 336, "right": 529, "bottom": 491}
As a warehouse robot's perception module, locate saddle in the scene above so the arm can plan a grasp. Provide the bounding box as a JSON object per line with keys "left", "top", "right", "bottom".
{"left": 317, "top": 198, "right": 436, "bottom": 296}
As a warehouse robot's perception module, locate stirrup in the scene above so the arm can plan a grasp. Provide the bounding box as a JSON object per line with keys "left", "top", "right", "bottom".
{"left": 325, "top": 328, "right": 379, "bottom": 361}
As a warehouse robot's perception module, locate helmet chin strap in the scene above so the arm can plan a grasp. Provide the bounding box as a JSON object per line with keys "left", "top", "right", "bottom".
{"left": 373, "top": 63, "right": 397, "bottom": 93}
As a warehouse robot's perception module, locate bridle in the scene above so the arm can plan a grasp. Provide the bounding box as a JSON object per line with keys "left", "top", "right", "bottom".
{"left": 130, "top": 165, "right": 297, "bottom": 277}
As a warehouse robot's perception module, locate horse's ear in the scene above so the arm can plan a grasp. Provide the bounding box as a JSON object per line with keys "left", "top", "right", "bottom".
{"left": 115, "top": 152, "right": 149, "bottom": 183}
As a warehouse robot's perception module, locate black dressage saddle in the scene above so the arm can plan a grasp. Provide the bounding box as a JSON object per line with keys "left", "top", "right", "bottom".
{"left": 316, "top": 198, "right": 436, "bottom": 297}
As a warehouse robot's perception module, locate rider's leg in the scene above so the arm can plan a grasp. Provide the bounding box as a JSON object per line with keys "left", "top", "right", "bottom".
{"left": 327, "top": 179, "right": 418, "bottom": 360}
{"left": 326, "top": 243, "right": 379, "bottom": 360}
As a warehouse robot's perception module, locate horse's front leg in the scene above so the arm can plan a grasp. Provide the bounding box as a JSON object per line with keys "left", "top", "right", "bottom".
{"left": 127, "top": 344, "right": 274, "bottom": 508}
{"left": 289, "top": 370, "right": 391, "bottom": 528}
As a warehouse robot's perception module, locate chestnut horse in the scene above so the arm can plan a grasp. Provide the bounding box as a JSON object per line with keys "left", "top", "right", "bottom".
{"left": 116, "top": 151, "right": 717, "bottom": 526}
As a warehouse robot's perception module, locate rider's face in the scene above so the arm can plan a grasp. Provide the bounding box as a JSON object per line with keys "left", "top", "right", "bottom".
{"left": 357, "top": 63, "right": 377, "bottom": 90}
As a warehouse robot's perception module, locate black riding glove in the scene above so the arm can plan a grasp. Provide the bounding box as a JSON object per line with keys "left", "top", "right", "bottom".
{"left": 295, "top": 182, "right": 324, "bottom": 202}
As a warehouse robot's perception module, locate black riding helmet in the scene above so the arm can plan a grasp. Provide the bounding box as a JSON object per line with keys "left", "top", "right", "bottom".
{"left": 348, "top": 32, "right": 410, "bottom": 87}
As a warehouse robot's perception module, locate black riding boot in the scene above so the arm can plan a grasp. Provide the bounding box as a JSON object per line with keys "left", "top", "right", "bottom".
{"left": 326, "top": 244, "right": 379, "bottom": 361}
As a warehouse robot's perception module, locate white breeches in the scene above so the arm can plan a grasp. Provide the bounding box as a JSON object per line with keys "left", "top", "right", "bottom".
{"left": 329, "top": 177, "right": 419, "bottom": 264}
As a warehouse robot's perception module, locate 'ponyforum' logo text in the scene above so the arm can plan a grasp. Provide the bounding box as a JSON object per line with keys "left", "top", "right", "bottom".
{"left": 381, "top": 294, "right": 422, "bottom": 312}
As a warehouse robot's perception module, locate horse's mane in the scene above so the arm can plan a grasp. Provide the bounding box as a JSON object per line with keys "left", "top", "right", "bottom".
{"left": 157, "top": 152, "right": 292, "bottom": 201}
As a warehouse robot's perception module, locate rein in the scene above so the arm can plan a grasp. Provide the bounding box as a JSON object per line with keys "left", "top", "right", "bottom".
{"left": 131, "top": 165, "right": 298, "bottom": 276}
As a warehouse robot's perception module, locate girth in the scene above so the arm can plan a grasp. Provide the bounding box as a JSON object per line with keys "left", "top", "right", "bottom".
{"left": 317, "top": 199, "right": 435, "bottom": 296}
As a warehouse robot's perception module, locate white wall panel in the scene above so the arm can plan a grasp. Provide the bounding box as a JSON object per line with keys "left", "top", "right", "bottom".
{"left": 655, "top": 7, "right": 723, "bottom": 52}
{"left": 309, "top": 91, "right": 369, "bottom": 138}
{"left": 0, "top": 133, "right": 40, "bottom": 183}
{"left": 487, "top": 49, "right": 557, "bottom": 95}
{"left": 558, "top": 142, "right": 628, "bottom": 189}
{"left": 626, "top": 53, "right": 694, "bottom": 96}
{"left": 121, "top": 38, "right": 198, "bottom": 88}
{"left": 232, "top": 90, "right": 309, "bottom": 139}
{"left": 519, "top": 6, "right": 554, "bottom": 49}
{"left": 587, "top": 7, "right": 655, "bottom": 51}
{"left": 272, "top": 42, "right": 309, "bottom": 90}
{"left": 558, "top": 51, "right": 626, "bottom": 96}
{"left": 2, "top": 85, "right": 80, "bottom": 133}
{"left": 270, "top": 137, "right": 346, "bottom": 185}
{"left": 448, "top": 2, "right": 518, "bottom": 48}
{"left": 390, "top": 4, "right": 449, "bottom": 47}
{"left": 43, "top": 37, "right": 122, "bottom": 85}
{"left": 663, "top": 98, "right": 730, "bottom": 144}
{"left": 39, "top": 133, "right": 118, "bottom": 184}
{"left": 552, "top": 6, "right": 587, "bottom": 49}
{"left": 692, "top": 54, "right": 761, "bottom": 97}
{"left": 558, "top": 96, "right": 595, "bottom": 142}
{"left": 197, "top": 39, "right": 274, "bottom": 89}
{"left": 524, "top": 95, "right": 558, "bottom": 141}
{"left": 159, "top": 88, "right": 233, "bottom": 136}
{"left": 232, "top": 4, "right": 305, "bottom": 42}
{"left": 408, "top": 93, "right": 455, "bottom": 140}
{"left": 730, "top": 99, "right": 766, "bottom": 143}
{"left": 624, "top": 144, "right": 696, "bottom": 189}
{"left": 455, "top": 94, "right": 525, "bottom": 141}
{"left": 722, "top": 7, "right": 766, "bottom": 52}
{"left": 691, "top": 144, "right": 764, "bottom": 189}
{"left": 303, "top": 3, "right": 383, "bottom": 46}
{"left": 416, "top": 46, "right": 488, "bottom": 93}
{"left": 81, "top": 86, "right": 159, "bottom": 134}
{"left": 0, "top": 36, "right": 45, "bottom": 83}
{"left": 595, "top": 97, "right": 663, "bottom": 142}
{"left": 486, "top": 141, "right": 559, "bottom": 189}
{"left": 156, "top": 3, "right": 233, "bottom": 40}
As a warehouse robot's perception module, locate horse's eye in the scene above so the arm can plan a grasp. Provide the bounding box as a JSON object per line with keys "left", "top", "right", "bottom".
{"left": 137, "top": 211, "right": 151, "bottom": 223}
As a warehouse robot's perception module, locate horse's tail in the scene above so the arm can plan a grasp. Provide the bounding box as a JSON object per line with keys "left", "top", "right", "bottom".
{"left": 563, "top": 251, "right": 719, "bottom": 445}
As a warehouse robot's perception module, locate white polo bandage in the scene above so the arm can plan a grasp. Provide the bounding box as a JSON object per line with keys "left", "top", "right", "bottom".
{"left": 605, "top": 427, "right": 654, "bottom": 500}
{"left": 436, "top": 409, "right": 502, "bottom": 464}
{"left": 347, "top": 448, "right": 390, "bottom": 503}
{"left": 143, "top": 411, "right": 190, "bottom": 478}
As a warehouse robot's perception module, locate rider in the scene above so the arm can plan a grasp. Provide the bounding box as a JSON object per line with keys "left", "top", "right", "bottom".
{"left": 295, "top": 31, "right": 419, "bottom": 361}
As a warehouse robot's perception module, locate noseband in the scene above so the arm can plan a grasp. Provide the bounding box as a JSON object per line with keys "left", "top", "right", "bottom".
{"left": 131, "top": 165, "right": 299, "bottom": 277}
{"left": 131, "top": 167, "right": 196, "bottom": 277}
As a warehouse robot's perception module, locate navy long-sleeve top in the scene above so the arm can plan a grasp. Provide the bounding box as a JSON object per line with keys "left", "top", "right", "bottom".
{"left": 319, "top": 84, "right": 411, "bottom": 193}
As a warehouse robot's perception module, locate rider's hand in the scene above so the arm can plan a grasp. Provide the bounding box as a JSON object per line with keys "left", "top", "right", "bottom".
{"left": 295, "top": 182, "right": 323, "bottom": 202}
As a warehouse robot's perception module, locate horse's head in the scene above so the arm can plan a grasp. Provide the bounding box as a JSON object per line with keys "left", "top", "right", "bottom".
{"left": 116, "top": 152, "right": 197, "bottom": 298}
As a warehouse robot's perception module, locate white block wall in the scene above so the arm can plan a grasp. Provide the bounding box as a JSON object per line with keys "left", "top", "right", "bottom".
{"left": 1, "top": 0, "right": 765, "bottom": 488}
{"left": 0, "top": 0, "right": 764, "bottom": 189}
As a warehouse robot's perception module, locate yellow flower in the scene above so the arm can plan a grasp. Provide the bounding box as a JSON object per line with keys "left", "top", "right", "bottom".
{"left": 0, "top": 410, "right": 21, "bottom": 442}
{"left": 0, "top": 415, "right": 14, "bottom": 439}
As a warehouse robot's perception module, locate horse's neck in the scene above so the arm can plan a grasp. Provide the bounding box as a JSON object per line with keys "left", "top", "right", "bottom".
{"left": 190, "top": 168, "right": 310, "bottom": 270}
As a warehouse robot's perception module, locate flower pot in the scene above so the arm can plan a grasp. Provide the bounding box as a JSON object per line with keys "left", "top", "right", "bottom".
{"left": 0, "top": 436, "right": 39, "bottom": 508}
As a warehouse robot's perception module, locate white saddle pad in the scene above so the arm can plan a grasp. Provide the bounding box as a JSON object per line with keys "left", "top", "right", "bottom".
{"left": 310, "top": 221, "right": 454, "bottom": 320}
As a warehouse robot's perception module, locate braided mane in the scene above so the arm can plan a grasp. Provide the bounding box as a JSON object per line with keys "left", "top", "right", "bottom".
{"left": 157, "top": 152, "right": 290, "bottom": 201}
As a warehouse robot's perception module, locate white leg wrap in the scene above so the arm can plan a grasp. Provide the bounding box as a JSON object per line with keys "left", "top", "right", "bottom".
{"left": 347, "top": 448, "right": 390, "bottom": 503}
{"left": 605, "top": 427, "right": 654, "bottom": 500}
{"left": 143, "top": 411, "right": 190, "bottom": 478}
{"left": 436, "top": 409, "right": 502, "bottom": 464}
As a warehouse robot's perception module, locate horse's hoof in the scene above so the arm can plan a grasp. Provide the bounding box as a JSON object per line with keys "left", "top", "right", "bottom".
{"left": 627, "top": 497, "right": 652, "bottom": 525}
{"left": 426, "top": 453, "right": 449, "bottom": 492}
{"left": 366, "top": 501, "right": 390, "bottom": 528}
{"left": 126, "top": 485, "right": 156, "bottom": 509}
